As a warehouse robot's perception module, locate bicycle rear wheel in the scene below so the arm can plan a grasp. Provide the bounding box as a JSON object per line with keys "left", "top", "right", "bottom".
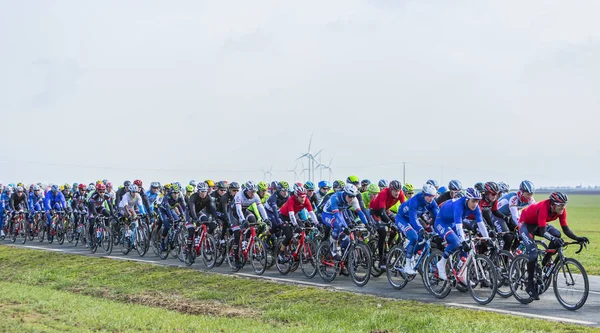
{"left": 349, "top": 242, "right": 371, "bottom": 287}
{"left": 101, "top": 226, "right": 113, "bottom": 255}
{"left": 316, "top": 241, "right": 337, "bottom": 283}
{"left": 56, "top": 222, "right": 65, "bottom": 245}
{"left": 19, "top": 221, "right": 27, "bottom": 244}
{"left": 136, "top": 226, "right": 149, "bottom": 257}
{"left": 251, "top": 238, "right": 267, "bottom": 275}
{"left": 493, "top": 250, "right": 513, "bottom": 298}
{"left": 367, "top": 238, "right": 384, "bottom": 278}
{"left": 553, "top": 258, "right": 589, "bottom": 311}
{"left": 509, "top": 254, "right": 534, "bottom": 304}
{"left": 422, "top": 249, "right": 451, "bottom": 299}
{"left": 37, "top": 220, "right": 46, "bottom": 243}
{"left": 201, "top": 234, "right": 217, "bottom": 269}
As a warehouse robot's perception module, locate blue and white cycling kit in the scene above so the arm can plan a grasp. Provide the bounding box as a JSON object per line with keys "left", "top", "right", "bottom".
{"left": 396, "top": 192, "right": 439, "bottom": 259}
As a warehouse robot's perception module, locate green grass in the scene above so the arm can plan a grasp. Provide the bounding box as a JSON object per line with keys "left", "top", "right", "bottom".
{"left": 0, "top": 246, "right": 597, "bottom": 333}
{"left": 534, "top": 194, "right": 600, "bottom": 275}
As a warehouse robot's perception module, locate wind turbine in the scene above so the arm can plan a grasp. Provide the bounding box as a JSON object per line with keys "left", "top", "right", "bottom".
{"left": 296, "top": 133, "right": 323, "bottom": 183}
{"left": 317, "top": 157, "right": 334, "bottom": 182}
{"left": 262, "top": 166, "right": 273, "bottom": 181}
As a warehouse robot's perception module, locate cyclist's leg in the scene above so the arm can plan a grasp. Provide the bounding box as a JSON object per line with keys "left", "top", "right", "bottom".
{"left": 229, "top": 212, "right": 242, "bottom": 264}
{"left": 539, "top": 224, "right": 561, "bottom": 265}
{"left": 518, "top": 223, "right": 539, "bottom": 296}
{"left": 278, "top": 214, "right": 293, "bottom": 260}
{"left": 397, "top": 217, "right": 418, "bottom": 259}
{"left": 492, "top": 215, "right": 513, "bottom": 251}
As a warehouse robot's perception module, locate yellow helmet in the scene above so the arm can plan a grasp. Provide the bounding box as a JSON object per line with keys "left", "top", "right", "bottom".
{"left": 205, "top": 179, "right": 215, "bottom": 187}
{"left": 59, "top": 185, "right": 65, "bottom": 191}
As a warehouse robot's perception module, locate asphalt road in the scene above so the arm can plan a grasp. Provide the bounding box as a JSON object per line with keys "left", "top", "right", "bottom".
{"left": 2, "top": 238, "right": 599, "bottom": 327}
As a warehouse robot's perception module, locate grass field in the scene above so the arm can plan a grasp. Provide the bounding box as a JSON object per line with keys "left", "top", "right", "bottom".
{"left": 533, "top": 194, "right": 600, "bottom": 275}
{"left": 0, "top": 246, "right": 598, "bottom": 333}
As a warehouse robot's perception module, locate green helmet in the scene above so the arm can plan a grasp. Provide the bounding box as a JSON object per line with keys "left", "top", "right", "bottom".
{"left": 346, "top": 175, "right": 359, "bottom": 185}
{"left": 367, "top": 183, "right": 380, "bottom": 194}
{"left": 186, "top": 184, "right": 194, "bottom": 193}
{"left": 333, "top": 180, "right": 345, "bottom": 190}
{"left": 402, "top": 183, "right": 415, "bottom": 193}
{"left": 278, "top": 181, "right": 289, "bottom": 191}
{"left": 257, "top": 181, "right": 268, "bottom": 191}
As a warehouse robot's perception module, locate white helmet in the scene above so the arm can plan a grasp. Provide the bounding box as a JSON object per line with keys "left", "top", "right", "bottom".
{"left": 422, "top": 184, "right": 437, "bottom": 196}
{"left": 343, "top": 184, "right": 359, "bottom": 197}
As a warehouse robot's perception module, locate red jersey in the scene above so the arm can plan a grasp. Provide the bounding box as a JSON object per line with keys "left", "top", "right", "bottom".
{"left": 519, "top": 199, "right": 567, "bottom": 228}
{"left": 369, "top": 188, "right": 406, "bottom": 211}
{"left": 279, "top": 195, "right": 314, "bottom": 216}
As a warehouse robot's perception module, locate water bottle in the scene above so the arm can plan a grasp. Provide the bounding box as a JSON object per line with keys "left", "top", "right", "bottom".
{"left": 242, "top": 240, "right": 248, "bottom": 250}
{"left": 413, "top": 250, "right": 422, "bottom": 263}
{"left": 96, "top": 228, "right": 102, "bottom": 239}
{"left": 126, "top": 229, "right": 132, "bottom": 238}
{"left": 515, "top": 243, "right": 526, "bottom": 255}
{"left": 194, "top": 236, "right": 200, "bottom": 248}
{"left": 457, "top": 256, "right": 467, "bottom": 270}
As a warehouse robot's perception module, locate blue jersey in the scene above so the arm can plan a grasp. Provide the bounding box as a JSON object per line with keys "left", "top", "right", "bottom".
{"left": 29, "top": 192, "right": 45, "bottom": 212}
{"left": 0, "top": 192, "right": 10, "bottom": 211}
{"left": 44, "top": 191, "right": 67, "bottom": 211}
{"left": 437, "top": 196, "right": 483, "bottom": 227}
{"left": 497, "top": 192, "right": 534, "bottom": 216}
{"left": 397, "top": 192, "right": 439, "bottom": 229}
{"left": 323, "top": 191, "right": 368, "bottom": 225}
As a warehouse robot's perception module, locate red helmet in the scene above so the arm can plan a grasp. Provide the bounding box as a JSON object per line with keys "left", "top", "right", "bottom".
{"left": 78, "top": 183, "right": 87, "bottom": 190}
{"left": 106, "top": 182, "right": 113, "bottom": 188}
{"left": 134, "top": 179, "right": 143, "bottom": 187}
{"left": 96, "top": 183, "right": 107, "bottom": 191}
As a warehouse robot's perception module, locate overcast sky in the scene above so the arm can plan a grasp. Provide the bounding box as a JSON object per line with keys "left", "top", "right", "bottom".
{"left": 1, "top": 1, "right": 599, "bottom": 188}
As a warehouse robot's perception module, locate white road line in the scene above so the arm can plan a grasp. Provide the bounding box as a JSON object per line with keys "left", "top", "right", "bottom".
{"left": 22, "top": 245, "right": 64, "bottom": 252}
{"left": 103, "top": 256, "right": 161, "bottom": 265}
{"left": 445, "top": 302, "right": 597, "bottom": 326}
{"left": 234, "top": 272, "right": 334, "bottom": 288}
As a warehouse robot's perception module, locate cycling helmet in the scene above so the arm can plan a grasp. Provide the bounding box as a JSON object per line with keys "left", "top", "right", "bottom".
{"left": 51, "top": 184, "right": 59, "bottom": 192}
{"left": 333, "top": 180, "right": 345, "bottom": 190}
{"left": 422, "top": 184, "right": 437, "bottom": 196}
{"left": 205, "top": 180, "right": 215, "bottom": 187}
{"left": 96, "top": 183, "right": 106, "bottom": 191}
{"left": 128, "top": 184, "right": 139, "bottom": 192}
{"left": 245, "top": 181, "right": 258, "bottom": 192}
{"left": 102, "top": 179, "right": 108, "bottom": 185}
{"left": 474, "top": 182, "right": 485, "bottom": 193}
{"left": 229, "top": 182, "right": 240, "bottom": 190}
{"left": 389, "top": 180, "right": 402, "bottom": 191}
{"left": 549, "top": 192, "right": 568, "bottom": 204}
{"left": 78, "top": 183, "right": 87, "bottom": 190}
{"left": 189, "top": 180, "right": 197, "bottom": 187}
{"left": 59, "top": 185, "right": 65, "bottom": 191}
{"left": 426, "top": 179, "right": 439, "bottom": 188}
{"left": 16, "top": 186, "right": 24, "bottom": 192}
{"left": 448, "top": 180, "right": 462, "bottom": 191}
{"left": 216, "top": 181, "right": 228, "bottom": 189}
{"left": 186, "top": 185, "right": 194, "bottom": 193}
{"left": 124, "top": 180, "right": 131, "bottom": 187}
{"left": 257, "top": 181, "right": 268, "bottom": 191}
{"left": 133, "top": 179, "right": 142, "bottom": 187}
{"left": 360, "top": 179, "right": 371, "bottom": 187}
{"left": 277, "top": 181, "right": 289, "bottom": 191}
{"left": 294, "top": 183, "right": 307, "bottom": 196}
{"left": 33, "top": 185, "right": 41, "bottom": 191}
{"left": 402, "top": 183, "right": 414, "bottom": 193}
{"left": 17, "top": 182, "right": 24, "bottom": 188}
{"left": 106, "top": 182, "right": 113, "bottom": 188}
{"left": 454, "top": 191, "right": 465, "bottom": 198}
{"left": 64, "top": 183, "right": 72, "bottom": 190}
{"left": 88, "top": 184, "right": 96, "bottom": 191}
{"left": 498, "top": 182, "right": 509, "bottom": 193}
{"left": 150, "top": 182, "right": 160, "bottom": 189}
{"left": 465, "top": 188, "right": 482, "bottom": 200}
{"left": 5, "top": 186, "right": 13, "bottom": 193}
{"left": 8, "top": 183, "right": 15, "bottom": 188}
{"left": 367, "top": 183, "right": 380, "bottom": 194}
{"left": 171, "top": 184, "right": 180, "bottom": 193}
{"left": 484, "top": 181, "right": 499, "bottom": 195}
{"left": 378, "top": 179, "right": 388, "bottom": 188}
{"left": 197, "top": 182, "right": 209, "bottom": 192}
{"left": 343, "top": 184, "right": 359, "bottom": 197}
{"left": 72, "top": 183, "right": 78, "bottom": 189}
{"left": 346, "top": 175, "right": 359, "bottom": 185}
{"left": 318, "top": 180, "right": 331, "bottom": 189}
{"left": 519, "top": 180, "right": 535, "bottom": 194}
{"left": 303, "top": 181, "right": 316, "bottom": 190}
{"left": 437, "top": 186, "right": 447, "bottom": 194}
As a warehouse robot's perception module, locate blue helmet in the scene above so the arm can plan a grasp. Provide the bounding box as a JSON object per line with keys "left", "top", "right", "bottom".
{"left": 303, "top": 181, "right": 316, "bottom": 190}
{"left": 318, "top": 180, "right": 331, "bottom": 189}
{"left": 465, "top": 188, "right": 482, "bottom": 200}
{"left": 426, "top": 179, "right": 439, "bottom": 188}
{"left": 378, "top": 179, "right": 388, "bottom": 188}
{"left": 437, "top": 186, "right": 447, "bottom": 194}
{"left": 519, "top": 180, "right": 535, "bottom": 194}
{"left": 51, "top": 184, "right": 59, "bottom": 192}
{"left": 448, "top": 180, "right": 462, "bottom": 191}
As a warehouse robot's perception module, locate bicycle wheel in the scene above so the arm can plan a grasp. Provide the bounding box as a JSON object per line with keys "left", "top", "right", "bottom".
{"left": 184, "top": 241, "right": 196, "bottom": 267}
{"left": 553, "top": 257, "right": 589, "bottom": 311}
{"left": 316, "top": 241, "right": 337, "bottom": 283}
{"left": 101, "top": 226, "right": 113, "bottom": 255}
{"left": 367, "top": 238, "right": 384, "bottom": 278}
{"left": 175, "top": 228, "right": 186, "bottom": 262}
{"left": 275, "top": 239, "right": 292, "bottom": 275}
{"left": 226, "top": 238, "right": 242, "bottom": 272}
{"left": 19, "top": 221, "right": 27, "bottom": 244}
{"left": 9, "top": 220, "right": 17, "bottom": 243}
{"left": 201, "top": 234, "right": 217, "bottom": 269}
{"left": 347, "top": 242, "right": 371, "bottom": 287}
{"left": 251, "top": 238, "right": 267, "bottom": 275}
{"left": 121, "top": 227, "right": 132, "bottom": 255}
{"left": 157, "top": 227, "right": 172, "bottom": 260}
{"left": 452, "top": 255, "right": 469, "bottom": 293}
{"left": 467, "top": 254, "right": 498, "bottom": 305}
{"left": 509, "top": 254, "right": 534, "bottom": 304}
{"left": 37, "top": 220, "right": 46, "bottom": 243}
{"left": 493, "top": 250, "right": 514, "bottom": 298}
{"left": 214, "top": 234, "right": 227, "bottom": 267}
{"left": 300, "top": 239, "right": 318, "bottom": 279}
{"left": 66, "top": 219, "right": 75, "bottom": 243}
{"left": 89, "top": 228, "right": 98, "bottom": 254}
{"left": 422, "top": 249, "right": 451, "bottom": 299}
{"left": 56, "top": 222, "right": 65, "bottom": 245}
{"left": 386, "top": 245, "right": 409, "bottom": 290}
{"left": 136, "top": 226, "right": 149, "bottom": 257}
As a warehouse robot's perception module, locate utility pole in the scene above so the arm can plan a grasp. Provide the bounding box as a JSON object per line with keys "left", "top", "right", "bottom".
{"left": 403, "top": 162, "right": 406, "bottom": 184}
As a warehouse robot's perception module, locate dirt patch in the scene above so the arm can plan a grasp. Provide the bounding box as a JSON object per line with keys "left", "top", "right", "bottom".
{"left": 68, "top": 287, "right": 255, "bottom": 318}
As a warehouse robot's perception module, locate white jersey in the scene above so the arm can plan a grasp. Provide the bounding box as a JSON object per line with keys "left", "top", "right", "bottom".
{"left": 233, "top": 190, "right": 268, "bottom": 220}
{"left": 119, "top": 192, "right": 144, "bottom": 210}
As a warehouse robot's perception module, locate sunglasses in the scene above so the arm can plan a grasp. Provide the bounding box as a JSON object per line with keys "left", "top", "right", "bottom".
{"left": 218, "top": 189, "right": 227, "bottom": 192}
{"left": 554, "top": 203, "right": 567, "bottom": 208}
{"left": 307, "top": 190, "right": 314, "bottom": 193}
{"left": 231, "top": 189, "right": 240, "bottom": 192}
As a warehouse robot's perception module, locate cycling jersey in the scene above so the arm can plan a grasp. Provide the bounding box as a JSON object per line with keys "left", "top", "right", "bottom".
{"left": 436, "top": 196, "right": 487, "bottom": 241}
{"left": 497, "top": 192, "right": 535, "bottom": 225}
{"left": 71, "top": 192, "right": 88, "bottom": 212}
{"left": 435, "top": 191, "right": 453, "bottom": 206}
{"left": 369, "top": 188, "right": 406, "bottom": 214}
{"left": 323, "top": 191, "right": 368, "bottom": 225}
{"left": 397, "top": 192, "right": 439, "bottom": 231}
{"left": 28, "top": 192, "right": 45, "bottom": 213}
{"left": 118, "top": 192, "right": 145, "bottom": 213}
{"left": 519, "top": 199, "right": 567, "bottom": 228}
{"left": 232, "top": 190, "right": 268, "bottom": 221}
{"left": 44, "top": 191, "right": 67, "bottom": 211}
{"left": 279, "top": 194, "right": 318, "bottom": 226}
{"left": 87, "top": 192, "right": 114, "bottom": 215}
{"left": 188, "top": 192, "right": 217, "bottom": 221}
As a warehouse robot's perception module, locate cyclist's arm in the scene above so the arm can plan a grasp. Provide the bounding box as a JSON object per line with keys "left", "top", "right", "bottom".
{"left": 474, "top": 207, "right": 489, "bottom": 238}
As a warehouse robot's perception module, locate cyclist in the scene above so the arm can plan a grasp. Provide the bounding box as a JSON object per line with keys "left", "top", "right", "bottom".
{"left": 277, "top": 184, "right": 319, "bottom": 262}
{"left": 265, "top": 181, "right": 290, "bottom": 245}
{"left": 257, "top": 181, "right": 271, "bottom": 204}
{"left": 498, "top": 182, "right": 510, "bottom": 196}
{"left": 402, "top": 183, "right": 415, "bottom": 200}
{"left": 359, "top": 179, "right": 371, "bottom": 193}
{"left": 87, "top": 183, "right": 116, "bottom": 245}
{"left": 132, "top": 180, "right": 152, "bottom": 216}
{"left": 496, "top": 180, "right": 536, "bottom": 237}
{"left": 28, "top": 185, "right": 45, "bottom": 235}
{"left": 62, "top": 183, "right": 73, "bottom": 203}
{"left": 146, "top": 182, "right": 161, "bottom": 216}
{"left": 316, "top": 180, "right": 345, "bottom": 240}
{"left": 187, "top": 182, "right": 218, "bottom": 243}
{"left": 118, "top": 184, "right": 145, "bottom": 220}
{"left": 474, "top": 182, "right": 485, "bottom": 195}
{"left": 44, "top": 185, "right": 67, "bottom": 229}
{"left": 106, "top": 182, "right": 116, "bottom": 206}
{"left": 0, "top": 186, "right": 12, "bottom": 236}
{"left": 205, "top": 180, "right": 215, "bottom": 194}
{"left": 115, "top": 180, "right": 131, "bottom": 206}
{"left": 369, "top": 180, "right": 406, "bottom": 269}
{"left": 8, "top": 186, "right": 31, "bottom": 236}
{"left": 321, "top": 184, "right": 368, "bottom": 260}
{"left": 212, "top": 181, "right": 238, "bottom": 244}
{"left": 230, "top": 181, "right": 270, "bottom": 268}
{"left": 71, "top": 183, "right": 88, "bottom": 228}
{"left": 436, "top": 180, "right": 462, "bottom": 205}
{"left": 158, "top": 184, "right": 187, "bottom": 251}
{"left": 395, "top": 184, "right": 439, "bottom": 275}
{"left": 378, "top": 179, "right": 388, "bottom": 191}
{"left": 426, "top": 179, "right": 439, "bottom": 191}
{"left": 185, "top": 185, "right": 194, "bottom": 201}
{"left": 434, "top": 188, "right": 489, "bottom": 280}
{"left": 315, "top": 181, "right": 331, "bottom": 204}
{"left": 518, "top": 192, "right": 589, "bottom": 300}
{"left": 361, "top": 183, "right": 380, "bottom": 210}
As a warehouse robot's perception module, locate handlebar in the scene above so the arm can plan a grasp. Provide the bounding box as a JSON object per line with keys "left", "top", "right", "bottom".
{"left": 564, "top": 241, "right": 588, "bottom": 254}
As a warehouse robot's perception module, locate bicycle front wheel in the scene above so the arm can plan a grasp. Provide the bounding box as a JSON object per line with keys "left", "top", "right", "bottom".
{"left": 422, "top": 249, "right": 451, "bottom": 299}
{"left": 349, "top": 242, "right": 371, "bottom": 287}
{"left": 386, "top": 245, "right": 409, "bottom": 290}
{"left": 467, "top": 254, "right": 498, "bottom": 305}
{"left": 509, "top": 254, "right": 534, "bottom": 304}
{"left": 300, "top": 239, "right": 318, "bottom": 279}
{"left": 251, "top": 238, "right": 267, "bottom": 275}
{"left": 553, "top": 257, "right": 589, "bottom": 311}
{"left": 201, "top": 234, "right": 217, "bottom": 269}
{"left": 493, "top": 250, "right": 514, "bottom": 298}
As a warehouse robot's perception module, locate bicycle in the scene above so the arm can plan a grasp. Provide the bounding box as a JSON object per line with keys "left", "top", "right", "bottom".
{"left": 386, "top": 231, "right": 438, "bottom": 290}
{"left": 368, "top": 221, "right": 402, "bottom": 277}
{"left": 184, "top": 220, "right": 217, "bottom": 268}
{"left": 157, "top": 218, "right": 182, "bottom": 260}
{"left": 509, "top": 240, "right": 589, "bottom": 310}
{"left": 9, "top": 211, "right": 28, "bottom": 244}
{"left": 275, "top": 224, "right": 318, "bottom": 279}
{"left": 89, "top": 215, "right": 113, "bottom": 255}
{"left": 423, "top": 232, "right": 498, "bottom": 305}
{"left": 226, "top": 222, "right": 267, "bottom": 275}
{"left": 74, "top": 212, "right": 89, "bottom": 247}
{"left": 483, "top": 231, "right": 515, "bottom": 298}
{"left": 316, "top": 225, "right": 372, "bottom": 287}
